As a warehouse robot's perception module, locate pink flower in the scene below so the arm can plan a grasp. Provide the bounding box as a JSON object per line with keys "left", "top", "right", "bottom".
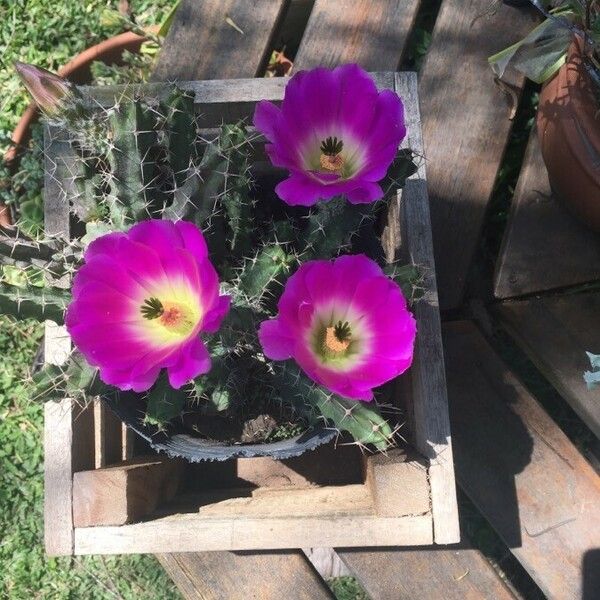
{"left": 253, "top": 64, "right": 406, "bottom": 206}
{"left": 65, "top": 220, "right": 230, "bottom": 392}
{"left": 259, "top": 255, "right": 416, "bottom": 400}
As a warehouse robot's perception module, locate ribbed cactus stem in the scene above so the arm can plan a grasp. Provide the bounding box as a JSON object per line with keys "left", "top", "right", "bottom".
{"left": 144, "top": 372, "right": 188, "bottom": 428}
{"left": 238, "top": 244, "right": 294, "bottom": 304}
{"left": 303, "top": 196, "right": 367, "bottom": 259}
{"left": 33, "top": 352, "right": 110, "bottom": 401}
{"left": 106, "top": 99, "right": 158, "bottom": 222}
{"left": 161, "top": 88, "right": 198, "bottom": 188}
{"left": 0, "top": 229, "right": 82, "bottom": 277}
{"left": 0, "top": 281, "right": 70, "bottom": 323}
{"left": 273, "top": 362, "right": 395, "bottom": 451}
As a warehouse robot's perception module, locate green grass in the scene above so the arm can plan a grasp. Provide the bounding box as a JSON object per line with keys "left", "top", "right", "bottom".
{"left": 0, "top": 0, "right": 173, "bottom": 153}
{"left": 328, "top": 577, "right": 370, "bottom": 600}
{"left": 0, "top": 1, "right": 175, "bottom": 232}
{"left": 0, "top": 316, "right": 181, "bottom": 599}
{"left": 0, "top": 1, "right": 183, "bottom": 597}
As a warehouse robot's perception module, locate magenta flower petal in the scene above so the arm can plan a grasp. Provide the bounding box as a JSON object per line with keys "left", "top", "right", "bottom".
{"left": 66, "top": 219, "right": 230, "bottom": 392}
{"left": 254, "top": 64, "right": 406, "bottom": 207}
{"left": 254, "top": 100, "right": 281, "bottom": 140}
{"left": 259, "top": 254, "right": 416, "bottom": 401}
{"left": 259, "top": 319, "right": 295, "bottom": 360}
{"left": 202, "top": 295, "right": 231, "bottom": 333}
{"left": 167, "top": 337, "right": 211, "bottom": 389}
{"left": 174, "top": 220, "right": 209, "bottom": 262}
{"left": 346, "top": 182, "right": 384, "bottom": 204}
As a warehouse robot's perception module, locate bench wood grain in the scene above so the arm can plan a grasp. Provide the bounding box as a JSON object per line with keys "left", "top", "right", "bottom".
{"left": 497, "top": 293, "right": 600, "bottom": 439}
{"left": 420, "top": 1, "right": 538, "bottom": 310}
{"left": 494, "top": 130, "right": 600, "bottom": 299}
{"left": 444, "top": 321, "right": 600, "bottom": 600}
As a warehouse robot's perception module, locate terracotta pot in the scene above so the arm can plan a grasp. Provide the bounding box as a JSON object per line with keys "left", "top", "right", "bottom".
{"left": 2, "top": 31, "right": 146, "bottom": 226}
{"left": 537, "top": 37, "right": 600, "bottom": 231}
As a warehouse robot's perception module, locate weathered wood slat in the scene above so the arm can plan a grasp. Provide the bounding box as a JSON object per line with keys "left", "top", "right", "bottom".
{"left": 152, "top": 0, "right": 288, "bottom": 81}
{"left": 497, "top": 293, "right": 600, "bottom": 439}
{"left": 44, "top": 399, "right": 95, "bottom": 555}
{"left": 444, "top": 321, "right": 600, "bottom": 600}
{"left": 74, "top": 514, "right": 434, "bottom": 554}
{"left": 338, "top": 546, "right": 517, "bottom": 600}
{"left": 494, "top": 130, "right": 600, "bottom": 299}
{"left": 43, "top": 125, "right": 96, "bottom": 555}
{"left": 157, "top": 551, "right": 334, "bottom": 600}
{"left": 73, "top": 456, "right": 183, "bottom": 527}
{"left": 420, "top": 1, "right": 538, "bottom": 310}
{"left": 303, "top": 548, "right": 351, "bottom": 579}
{"left": 94, "top": 399, "right": 123, "bottom": 467}
{"left": 395, "top": 73, "right": 459, "bottom": 544}
{"left": 293, "top": 0, "right": 420, "bottom": 70}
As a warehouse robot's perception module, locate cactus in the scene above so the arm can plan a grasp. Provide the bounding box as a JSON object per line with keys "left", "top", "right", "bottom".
{"left": 272, "top": 362, "right": 396, "bottom": 451}
{"left": 0, "top": 281, "right": 70, "bottom": 323}
{"left": 0, "top": 227, "right": 83, "bottom": 278}
{"left": 302, "top": 196, "right": 367, "bottom": 259}
{"left": 11, "top": 65, "right": 420, "bottom": 450}
{"left": 33, "top": 351, "right": 110, "bottom": 402}
{"left": 144, "top": 372, "right": 189, "bottom": 428}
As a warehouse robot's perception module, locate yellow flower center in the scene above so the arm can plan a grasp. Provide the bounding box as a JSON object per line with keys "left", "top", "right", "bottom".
{"left": 324, "top": 326, "right": 351, "bottom": 354}
{"left": 319, "top": 153, "right": 345, "bottom": 172}
{"left": 158, "top": 301, "right": 197, "bottom": 337}
{"left": 140, "top": 295, "right": 200, "bottom": 342}
{"left": 321, "top": 320, "right": 353, "bottom": 358}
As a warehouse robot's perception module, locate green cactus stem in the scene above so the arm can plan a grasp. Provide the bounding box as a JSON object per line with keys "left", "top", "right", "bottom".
{"left": 0, "top": 281, "right": 70, "bottom": 323}
{"left": 106, "top": 98, "right": 159, "bottom": 222}
{"left": 302, "top": 196, "right": 367, "bottom": 259}
{"left": 144, "top": 372, "right": 189, "bottom": 428}
{"left": 33, "top": 352, "right": 109, "bottom": 401}
{"left": 0, "top": 228, "right": 82, "bottom": 278}
{"left": 272, "top": 362, "right": 396, "bottom": 451}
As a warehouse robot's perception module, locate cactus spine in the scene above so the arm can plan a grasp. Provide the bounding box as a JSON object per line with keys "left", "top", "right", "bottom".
{"left": 11, "top": 66, "right": 420, "bottom": 449}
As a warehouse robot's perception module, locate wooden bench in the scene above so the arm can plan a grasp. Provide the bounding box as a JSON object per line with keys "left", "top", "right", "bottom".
{"left": 46, "top": 1, "right": 600, "bottom": 598}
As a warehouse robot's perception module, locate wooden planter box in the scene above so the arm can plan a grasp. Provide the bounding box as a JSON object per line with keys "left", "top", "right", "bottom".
{"left": 43, "top": 72, "right": 460, "bottom": 556}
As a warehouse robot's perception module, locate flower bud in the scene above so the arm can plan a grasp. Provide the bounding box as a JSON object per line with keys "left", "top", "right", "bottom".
{"left": 14, "top": 62, "right": 76, "bottom": 118}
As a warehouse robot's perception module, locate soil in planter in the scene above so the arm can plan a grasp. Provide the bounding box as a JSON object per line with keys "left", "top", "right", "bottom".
{"left": 181, "top": 402, "right": 307, "bottom": 445}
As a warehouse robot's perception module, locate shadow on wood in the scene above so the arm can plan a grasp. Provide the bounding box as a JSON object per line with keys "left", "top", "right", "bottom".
{"left": 444, "top": 321, "right": 600, "bottom": 600}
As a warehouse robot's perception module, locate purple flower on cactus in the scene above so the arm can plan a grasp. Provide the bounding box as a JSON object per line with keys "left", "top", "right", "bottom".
{"left": 253, "top": 64, "right": 406, "bottom": 206}
{"left": 14, "top": 62, "right": 76, "bottom": 118}
{"left": 259, "top": 255, "right": 416, "bottom": 400}
{"left": 66, "top": 220, "right": 230, "bottom": 393}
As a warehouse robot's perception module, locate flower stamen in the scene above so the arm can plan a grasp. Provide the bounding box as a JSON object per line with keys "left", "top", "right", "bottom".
{"left": 141, "top": 297, "right": 164, "bottom": 320}
{"left": 319, "top": 136, "right": 345, "bottom": 172}
{"left": 324, "top": 320, "right": 352, "bottom": 354}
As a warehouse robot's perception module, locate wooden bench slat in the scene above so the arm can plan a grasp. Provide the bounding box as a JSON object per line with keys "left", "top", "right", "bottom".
{"left": 420, "top": 1, "right": 538, "bottom": 310}
{"left": 494, "top": 131, "right": 600, "bottom": 299}
{"left": 151, "top": 0, "right": 288, "bottom": 81}
{"left": 444, "top": 320, "right": 600, "bottom": 600}
{"left": 157, "top": 551, "right": 334, "bottom": 600}
{"left": 151, "top": 8, "right": 337, "bottom": 595}
{"left": 497, "top": 293, "right": 600, "bottom": 439}
{"left": 395, "top": 73, "right": 459, "bottom": 545}
{"left": 293, "top": 0, "right": 420, "bottom": 70}
{"left": 338, "top": 546, "right": 517, "bottom": 600}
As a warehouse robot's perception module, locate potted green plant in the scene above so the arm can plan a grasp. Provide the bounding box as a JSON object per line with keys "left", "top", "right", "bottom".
{"left": 490, "top": 0, "right": 600, "bottom": 231}
{"left": 5, "top": 63, "right": 422, "bottom": 462}
{"left": 1, "top": 2, "right": 179, "bottom": 230}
